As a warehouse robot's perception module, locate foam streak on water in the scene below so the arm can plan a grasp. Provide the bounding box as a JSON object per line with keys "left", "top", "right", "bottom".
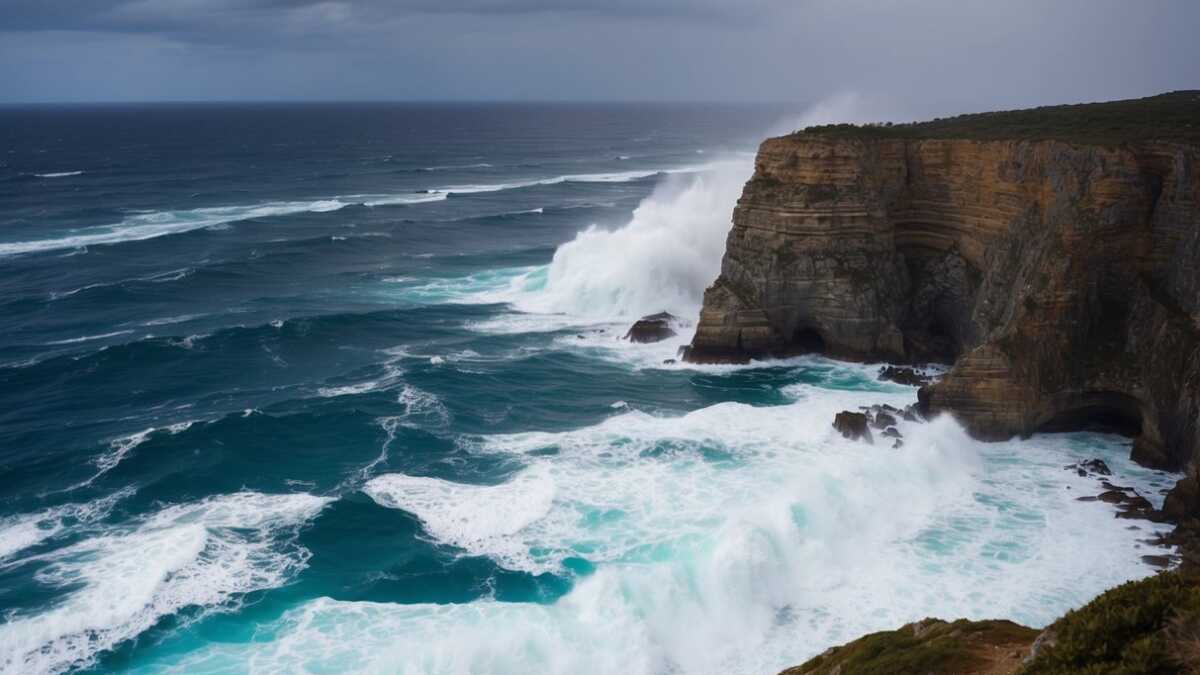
{"left": 0, "top": 492, "right": 331, "bottom": 675}
{"left": 148, "top": 386, "right": 1174, "bottom": 675}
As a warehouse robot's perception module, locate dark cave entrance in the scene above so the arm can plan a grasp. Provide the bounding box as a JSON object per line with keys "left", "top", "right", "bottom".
{"left": 791, "top": 327, "right": 826, "bottom": 354}
{"left": 1036, "top": 393, "right": 1144, "bottom": 437}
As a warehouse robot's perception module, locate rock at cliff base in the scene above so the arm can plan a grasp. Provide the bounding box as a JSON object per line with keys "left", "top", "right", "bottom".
{"left": 833, "top": 411, "right": 873, "bottom": 444}
{"left": 878, "top": 366, "right": 932, "bottom": 387}
{"left": 623, "top": 312, "right": 678, "bottom": 343}
{"left": 871, "top": 412, "right": 898, "bottom": 430}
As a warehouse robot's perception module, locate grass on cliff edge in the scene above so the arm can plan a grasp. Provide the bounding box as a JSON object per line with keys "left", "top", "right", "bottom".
{"left": 795, "top": 90, "right": 1200, "bottom": 146}
{"left": 1023, "top": 571, "right": 1200, "bottom": 675}
{"left": 783, "top": 571, "right": 1200, "bottom": 675}
{"left": 781, "top": 619, "right": 1037, "bottom": 675}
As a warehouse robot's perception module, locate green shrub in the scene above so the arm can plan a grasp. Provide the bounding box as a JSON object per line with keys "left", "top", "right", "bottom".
{"left": 1022, "top": 572, "right": 1200, "bottom": 675}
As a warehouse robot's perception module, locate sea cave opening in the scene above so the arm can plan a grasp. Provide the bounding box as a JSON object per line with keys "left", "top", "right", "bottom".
{"left": 1036, "top": 393, "right": 1144, "bottom": 437}
{"left": 792, "top": 327, "right": 826, "bottom": 354}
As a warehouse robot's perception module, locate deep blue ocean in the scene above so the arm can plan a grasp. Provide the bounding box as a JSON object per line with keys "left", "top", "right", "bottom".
{"left": 0, "top": 103, "right": 1181, "bottom": 674}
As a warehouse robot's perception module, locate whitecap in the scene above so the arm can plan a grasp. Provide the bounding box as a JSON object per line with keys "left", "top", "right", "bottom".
{"left": 316, "top": 362, "right": 405, "bottom": 398}
{"left": 78, "top": 422, "right": 195, "bottom": 487}
{"left": 364, "top": 466, "right": 556, "bottom": 566}
{"left": 35, "top": 171, "right": 83, "bottom": 178}
{"left": 43, "top": 330, "right": 133, "bottom": 346}
{"left": 0, "top": 199, "right": 352, "bottom": 257}
{"left": 0, "top": 489, "right": 132, "bottom": 561}
{"left": 0, "top": 491, "right": 331, "bottom": 675}
{"left": 141, "top": 313, "right": 204, "bottom": 327}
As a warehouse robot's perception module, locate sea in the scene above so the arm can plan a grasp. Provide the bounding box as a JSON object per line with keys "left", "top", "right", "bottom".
{"left": 0, "top": 102, "right": 1180, "bottom": 674}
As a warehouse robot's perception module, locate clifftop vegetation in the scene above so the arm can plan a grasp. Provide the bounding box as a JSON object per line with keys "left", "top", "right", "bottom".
{"left": 796, "top": 91, "right": 1200, "bottom": 145}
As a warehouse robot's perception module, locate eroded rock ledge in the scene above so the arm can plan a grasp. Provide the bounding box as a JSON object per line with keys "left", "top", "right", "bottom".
{"left": 685, "top": 92, "right": 1200, "bottom": 480}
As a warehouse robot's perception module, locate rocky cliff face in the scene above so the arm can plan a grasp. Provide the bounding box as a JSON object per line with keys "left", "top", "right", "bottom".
{"left": 686, "top": 120, "right": 1200, "bottom": 473}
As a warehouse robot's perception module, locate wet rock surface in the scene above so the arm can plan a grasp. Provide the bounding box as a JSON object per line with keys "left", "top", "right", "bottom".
{"left": 878, "top": 366, "right": 932, "bottom": 387}
{"left": 623, "top": 312, "right": 678, "bottom": 343}
{"left": 1065, "top": 458, "right": 1112, "bottom": 477}
{"left": 833, "top": 411, "right": 873, "bottom": 444}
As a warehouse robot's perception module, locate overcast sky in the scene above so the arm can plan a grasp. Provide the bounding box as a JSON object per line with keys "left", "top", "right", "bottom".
{"left": 1, "top": 0, "right": 1196, "bottom": 113}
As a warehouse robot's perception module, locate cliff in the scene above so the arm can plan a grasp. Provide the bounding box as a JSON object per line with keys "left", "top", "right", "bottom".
{"left": 686, "top": 92, "right": 1200, "bottom": 482}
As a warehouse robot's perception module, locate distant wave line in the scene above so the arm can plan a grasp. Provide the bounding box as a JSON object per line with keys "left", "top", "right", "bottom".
{"left": 0, "top": 162, "right": 727, "bottom": 257}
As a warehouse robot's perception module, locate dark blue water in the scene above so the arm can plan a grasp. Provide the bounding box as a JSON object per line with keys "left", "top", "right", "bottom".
{"left": 0, "top": 103, "right": 1178, "bottom": 675}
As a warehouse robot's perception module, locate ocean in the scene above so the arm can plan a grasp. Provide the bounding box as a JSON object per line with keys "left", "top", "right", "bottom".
{"left": 0, "top": 102, "right": 1179, "bottom": 674}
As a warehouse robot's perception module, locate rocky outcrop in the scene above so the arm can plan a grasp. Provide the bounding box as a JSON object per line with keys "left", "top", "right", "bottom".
{"left": 833, "top": 411, "right": 873, "bottom": 443}
{"left": 623, "top": 312, "right": 678, "bottom": 343}
{"left": 686, "top": 93, "right": 1200, "bottom": 478}
{"left": 878, "top": 366, "right": 932, "bottom": 387}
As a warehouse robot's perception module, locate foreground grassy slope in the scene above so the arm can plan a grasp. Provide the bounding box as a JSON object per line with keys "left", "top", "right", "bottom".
{"left": 781, "top": 571, "right": 1200, "bottom": 675}
{"left": 796, "top": 90, "right": 1200, "bottom": 145}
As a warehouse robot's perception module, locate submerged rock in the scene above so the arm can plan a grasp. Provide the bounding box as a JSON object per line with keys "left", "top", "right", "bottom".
{"left": 871, "top": 411, "right": 898, "bottom": 430}
{"left": 878, "top": 366, "right": 932, "bottom": 387}
{"left": 623, "top": 311, "right": 678, "bottom": 343}
{"left": 833, "top": 411, "right": 873, "bottom": 444}
{"left": 1066, "top": 458, "right": 1112, "bottom": 477}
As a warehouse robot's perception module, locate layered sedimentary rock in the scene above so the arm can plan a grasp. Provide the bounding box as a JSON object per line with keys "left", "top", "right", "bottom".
{"left": 686, "top": 95, "right": 1200, "bottom": 473}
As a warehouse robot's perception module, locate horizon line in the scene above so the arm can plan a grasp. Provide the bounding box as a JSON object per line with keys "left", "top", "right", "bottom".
{"left": 0, "top": 98, "right": 805, "bottom": 108}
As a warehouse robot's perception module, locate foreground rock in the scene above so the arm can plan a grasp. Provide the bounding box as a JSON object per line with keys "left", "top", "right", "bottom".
{"left": 683, "top": 92, "right": 1200, "bottom": 492}
{"left": 623, "top": 312, "right": 677, "bottom": 343}
{"left": 781, "top": 570, "right": 1200, "bottom": 675}
{"left": 833, "top": 411, "right": 873, "bottom": 444}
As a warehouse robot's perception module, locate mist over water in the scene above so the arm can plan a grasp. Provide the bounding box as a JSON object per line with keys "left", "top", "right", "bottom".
{"left": 508, "top": 159, "right": 751, "bottom": 320}
{"left": 0, "top": 101, "right": 1178, "bottom": 675}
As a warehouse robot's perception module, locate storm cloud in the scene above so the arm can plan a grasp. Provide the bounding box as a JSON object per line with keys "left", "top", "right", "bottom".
{"left": 1, "top": 0, "right": 1196, "bottom": 111}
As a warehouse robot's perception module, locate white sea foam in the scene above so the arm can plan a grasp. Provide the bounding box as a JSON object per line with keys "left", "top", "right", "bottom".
{"left": 442, "top": 160, "right": 751, "bottom": 331}
{"left": 43, "top": 330, "right": 134, "bottom": 346}
{"left": 35, "top": 171, "right": 83, "bottom": 178}
{"left": 399, "top": 159, "right": 750, "bottom": 329}
{"left": 95, "top": 428, "right": 154, "bottom": 474}
{"left": 0, "top": 490, "right": 131, "bottom": 562}
{"left": 141, "top": 313, "right": 204, "bottom": 327}
{"left": 162, "top": 389, "right": 1175, "bottom": 675}
{"left": 419, "top": 162, "right": 494, "bottom": 171}
{"left": 396, "top": 383, "right": 450, "bottom": 424}
{"left": 0, "top": 491, "right": 331, "bottom": 675}
{"left": 77, "top": 421, "right": 196, "bottom": 488}
{"left": 47, "top": 268, "right": 194, "bottom": 302}
{"left": 316, "top": 368, "right": 400, "bottom": 398}
{"left": 449, "top": 95, "right": 900, "bottom": 336}
{"left": 0, "top": 200, "right": 353, "bottom": 257}
{"left": 364, "top": 466, "right": 556, "bottom": 566}
{"left": 354, "top": 192, "right": 449, "bottom": 207}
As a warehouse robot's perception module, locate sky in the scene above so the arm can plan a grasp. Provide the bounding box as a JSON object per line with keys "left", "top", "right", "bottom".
{"left": 0, "top": 0, "right": 1197, "bottom": 113}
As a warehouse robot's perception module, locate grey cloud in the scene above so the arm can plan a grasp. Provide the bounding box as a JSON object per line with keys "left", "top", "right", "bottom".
{"left": 0, "top": 0, "right": 1196, "bottom": 106}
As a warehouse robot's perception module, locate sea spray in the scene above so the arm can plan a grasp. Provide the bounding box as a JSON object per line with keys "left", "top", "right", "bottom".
{"left": 496, "top": 93, "right": 903, "bottom": 324}
{"left": 507, "top": 160, "right": 752, "bottom": 320}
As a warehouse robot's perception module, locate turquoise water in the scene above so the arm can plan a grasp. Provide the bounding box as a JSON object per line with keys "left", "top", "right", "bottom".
{"left": 0, "top": 103, "right": 1179, "bottom": 674}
